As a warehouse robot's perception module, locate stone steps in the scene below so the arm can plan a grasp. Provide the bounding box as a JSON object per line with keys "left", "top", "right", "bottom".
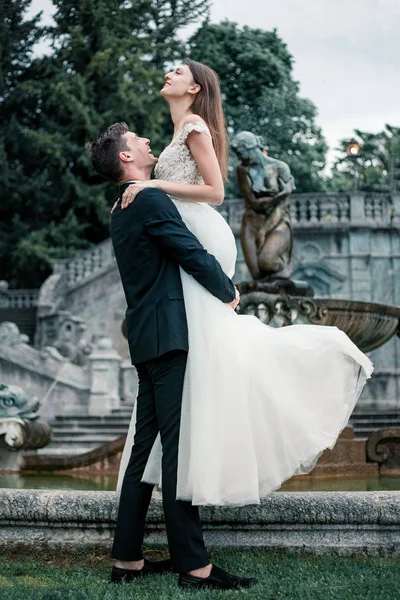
{"left": 38, "top": 432, "right": 125, "bottom": 456}
{"left": 352, "top": 415, "right": 400, "bottom": 419}
{"left": 52, "top": 420, "right": 130, "bottom": 429}
{"left": 43, "top": 407, "right": 400, "bottom": 454}
{"left": 351, "top": 420, "right": 400, "bottom": 427}
{"left": 50, "top": 434, "right": 121, "bottom": 444}
{"left": 350, "top": 410, "right": 400, "bottom": 438}
{"left": 54, "top": 415, "right": 132, "bottom": 422}
{"left": 44, "top": 410, "right": 132, "bottom": 454}
{"left": 111, "top": 408, "right": 133, "bottom": 415}
{"left": 51, "top": 429, "right": 127, "bottom": 438}
{"left": 354, "top": 427, "right": 393, "bottom": 437}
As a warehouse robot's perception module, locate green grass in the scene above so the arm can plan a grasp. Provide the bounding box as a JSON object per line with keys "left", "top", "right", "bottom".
{"left": 0, "top": 547, "right": 399, "bottom": 600}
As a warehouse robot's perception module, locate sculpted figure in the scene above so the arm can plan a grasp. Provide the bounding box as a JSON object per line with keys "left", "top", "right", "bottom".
{"left": 231, "top": 131, "right": 295, "bottom": 280}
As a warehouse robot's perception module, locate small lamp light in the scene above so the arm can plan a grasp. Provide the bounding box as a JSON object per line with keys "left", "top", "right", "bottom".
{"left": 346, "top": 139, "right": 361, "bottom": 192}
{"left": 346, "top": 140, "right": 360, "bottom": 157}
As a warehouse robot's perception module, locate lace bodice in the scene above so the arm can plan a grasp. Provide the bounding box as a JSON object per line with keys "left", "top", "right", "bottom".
{"left": 154, "top": 120, "right": 237, "bottom": 278}
{"left": 154, "top": 122, "right": 211, "bottom": 188}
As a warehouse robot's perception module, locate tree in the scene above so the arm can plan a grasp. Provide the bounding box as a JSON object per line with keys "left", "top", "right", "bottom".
{"left": 1, "top": 0, "right": 210, "bottom": 288}
{"left": 328, "top": 125, "right": 400, "bottom": 193}
{"left": 0, "top": 0, "right": 47, "bottom": 286}
{"left": 186, "top": 21, "right": 328, "bottom": 195}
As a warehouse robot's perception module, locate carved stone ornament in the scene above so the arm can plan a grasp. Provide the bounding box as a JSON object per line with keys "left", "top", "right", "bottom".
{"left": 0, "top": 383, "right": 40, "bottom": 420}
{"left": 0, "top": 384, "right": 52, "bottom": 452}
{"left": 366, "top": 428, "right": 400, "bottom": 474}
{"left": 0, "top": 322, "right": 29, "bottom": 346}
{"left": 237, "top": 291, "right": 328, "bottom": 327}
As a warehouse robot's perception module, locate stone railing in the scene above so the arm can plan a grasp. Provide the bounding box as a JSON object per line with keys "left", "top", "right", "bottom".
{"left": 53, "top": 238, "right": 115, "bottom": 291}
{"left": 41, "top": 193, "right": 396, "bottom": 296}
{"left": 217, "top": 192, "right": 396, "bottom": 234}
{"left": 291, "top": 193, "right": 351, "bottom": 226}
{"left": 0, "top": 289, "right": 39, "bottom": 309}
{"left": 364, "top": 195, "right": 393, "bottom": 224}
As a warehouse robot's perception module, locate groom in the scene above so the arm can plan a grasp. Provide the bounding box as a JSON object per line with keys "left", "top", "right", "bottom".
{"left": 86, "top": 122, "right": 258, "bottom": 590}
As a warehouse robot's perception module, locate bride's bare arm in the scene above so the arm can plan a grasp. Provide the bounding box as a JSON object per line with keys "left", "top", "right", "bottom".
{"left": 157, "top": 125, "right": 224, "bottom": 204}
{"left": 121, "top": 119, "right": 225, "bottom": 208}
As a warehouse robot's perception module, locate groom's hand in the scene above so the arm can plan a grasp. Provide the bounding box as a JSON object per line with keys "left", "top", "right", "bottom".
{"left": 227, "top": 287, "right": 240, "bottom": 310}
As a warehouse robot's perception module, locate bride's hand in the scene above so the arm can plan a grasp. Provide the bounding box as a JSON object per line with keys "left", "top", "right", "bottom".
{"left": 227, "top": 287, "right": 240, "bottom": 310}
{"left": 121, "top": 180, "right": 159, "bottom": 209}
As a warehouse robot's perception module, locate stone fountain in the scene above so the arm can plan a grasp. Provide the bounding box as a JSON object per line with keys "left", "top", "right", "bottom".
{"left": 231, "top": 131, "right": 400, "bottom": 353}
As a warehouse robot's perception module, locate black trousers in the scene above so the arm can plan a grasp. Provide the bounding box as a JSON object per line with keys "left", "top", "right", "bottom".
{"left": 111, "top": 349, "right": 210, "bottom": 573}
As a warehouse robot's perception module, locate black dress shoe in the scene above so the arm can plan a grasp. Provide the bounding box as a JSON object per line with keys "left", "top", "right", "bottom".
{"left": 178, "top": 564, "right": 258, "bottom": 590}
{"left": 111, "top": 557, "right": 172, "bottom": 583}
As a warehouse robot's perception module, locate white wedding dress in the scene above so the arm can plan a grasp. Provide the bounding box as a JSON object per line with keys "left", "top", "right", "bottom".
{"left": 117, "top": 122, "right": 374, "bottom": 506}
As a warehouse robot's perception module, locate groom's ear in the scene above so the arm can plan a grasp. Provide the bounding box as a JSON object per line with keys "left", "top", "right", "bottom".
{"left": 119, "top": 151, "right": 134, "bottom": 163}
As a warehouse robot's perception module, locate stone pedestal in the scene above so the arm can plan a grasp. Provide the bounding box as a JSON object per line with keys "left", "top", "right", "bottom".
{"left": 88, "top": 338, "right": 121, "bottom": 416}
{"left": 308, "top": 426, "right": 378, "bottom": 477}
{"left": 120, "top": 360, "right": 138, "bottom": 407}
{"left": 0, "top": 444, "right": 24, "bottom": 471}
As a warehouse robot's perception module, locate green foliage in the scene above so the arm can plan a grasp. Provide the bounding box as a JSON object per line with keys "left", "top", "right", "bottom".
{"left": 2, "top": 5, "right": 338, "bottom": 289}
{"left": 186, "top": 21, "right": 329, "bottom": 195}
{"left": 0, "top": 0, "right": 43, "bottom": 96}
{"left": 0, "top": 0, "right": 210, "bottom": 288}
{"left": 0, "top": 0, "right": 46, "bottom": 287}
{"left": 11, "top": 210, "right": 90, "bottom": 287}
{"left": 329, "top": 125, "right": 400, "bottom": 193}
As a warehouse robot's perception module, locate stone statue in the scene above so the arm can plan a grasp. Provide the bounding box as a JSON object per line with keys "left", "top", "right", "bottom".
{"left": 231, "top": 131, "right": 295, "bottom": 281}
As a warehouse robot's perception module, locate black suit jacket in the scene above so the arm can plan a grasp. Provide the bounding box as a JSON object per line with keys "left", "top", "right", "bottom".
{"left": 110, "top": 185, "right": 236, "bottom": 364}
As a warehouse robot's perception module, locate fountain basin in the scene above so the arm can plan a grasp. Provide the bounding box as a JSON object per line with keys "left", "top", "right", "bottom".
{"left": 238, "top": 292, "right": 400, "bottom": 353}
{"left": 309, "top": 299, "right": 400, "bottom": 353}
{"left": 2, "top": 488, "right": 400, "bottom": 555}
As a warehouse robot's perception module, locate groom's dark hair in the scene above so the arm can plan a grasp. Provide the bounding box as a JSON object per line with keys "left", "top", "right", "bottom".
{"left": 86, "top": 122, "right": 129, "bottom": 183}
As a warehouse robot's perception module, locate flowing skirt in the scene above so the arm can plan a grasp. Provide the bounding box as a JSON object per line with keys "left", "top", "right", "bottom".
{"left": 117, "top": 265, "right": 373, "bottom": 506}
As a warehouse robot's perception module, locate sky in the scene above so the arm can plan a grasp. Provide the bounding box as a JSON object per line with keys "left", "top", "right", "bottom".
{"left": 28, "top": 0, "right": 400, "bottom": 166}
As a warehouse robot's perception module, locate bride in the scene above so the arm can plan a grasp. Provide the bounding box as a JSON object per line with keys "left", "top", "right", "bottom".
{"left": 116, "top": 59, "right": 374, "bottom": 506}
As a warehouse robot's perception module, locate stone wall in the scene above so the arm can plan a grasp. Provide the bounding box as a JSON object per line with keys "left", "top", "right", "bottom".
{"left": 63, "top": 268, "right": 129, "bottom": 358}
{"left": 0, "top": 327, "right": 136, "bottom": 422}
{"left": 0, "top": 337, "right": 89, "bottom": 420}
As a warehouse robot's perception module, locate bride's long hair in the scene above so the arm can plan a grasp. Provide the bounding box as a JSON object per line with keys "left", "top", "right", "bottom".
{"left": 185, "top": 59, "right": 228, "bottom": 181}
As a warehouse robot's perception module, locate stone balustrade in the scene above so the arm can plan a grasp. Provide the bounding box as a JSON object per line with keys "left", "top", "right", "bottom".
{"left": 218, "top": 192, "right": 396, "bottom": 235}
{"left": 53, "top": 238, "right": 116, "bottom": 290}
{"left": 291, "top": 193, "right": 351, "bottom": 226}
{"left": 45, "top": 193, "right": 395, "bottom": 294}
{"left": 0, "top": 289, "right": 39, "bottom": 309}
